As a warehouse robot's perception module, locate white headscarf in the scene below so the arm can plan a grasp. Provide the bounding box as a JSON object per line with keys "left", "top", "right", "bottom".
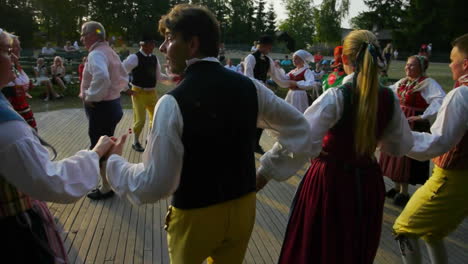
{"left": 293, "top": 49, "right": 314, "bottom": 64}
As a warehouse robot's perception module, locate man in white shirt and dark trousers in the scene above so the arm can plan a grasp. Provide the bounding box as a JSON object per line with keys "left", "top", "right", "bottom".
{"left": 79, "top": 21, "right": 128, "bottom": 200}
{"left": 244, "top": 35, "right": 291, "bottom": 154}
{"left": 103, "top": 4, "right": 314, "bottom": 264}
{"left": 123, "top": 33, "right": 171, "bottom": 152}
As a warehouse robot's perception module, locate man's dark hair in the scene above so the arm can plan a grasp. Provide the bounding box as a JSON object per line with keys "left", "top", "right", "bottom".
{"left": 258, "top": 35, "right": 274, "bottom": 45}
{"left": 159, "top": 4, "right": 220, "bottom": 57}
{"left": 452, "top": 33, "right": 468, "bottom": 57}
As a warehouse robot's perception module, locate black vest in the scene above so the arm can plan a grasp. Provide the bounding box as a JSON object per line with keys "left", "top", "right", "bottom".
{"left": 168, "top": 61, "right": 258, "bottom": 209}
{"left": 252, "top": 50, "right": 270, "bottom": 82}
{"left": 131, "top": 51, "right": 158, "bottom": 88}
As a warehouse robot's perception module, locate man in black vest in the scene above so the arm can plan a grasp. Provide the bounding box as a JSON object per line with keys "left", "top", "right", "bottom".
{"left": 104, "top": 4, "right": 313, "bottom": 264}
{"left": 123, "top": 34, "right": 170, "bottom": 152}
{"left": 244, "top": 35, "right": 292, "bottom": 154}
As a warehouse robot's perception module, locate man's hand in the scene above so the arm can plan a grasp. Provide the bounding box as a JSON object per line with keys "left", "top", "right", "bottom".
{"left": 288, "top": 81, "right": 298, "bottom": 90}
{"left": 256, "top": 173, "right": 269, "bottom": 192}
{"left": 108, "top": 134, "right": 129, "bottom": 157}
{"left": 92, "top": 136, "right": 116, "bottom": 158}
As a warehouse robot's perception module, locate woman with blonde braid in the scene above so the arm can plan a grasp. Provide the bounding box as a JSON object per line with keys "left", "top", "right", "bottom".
{"left": 380, "top": 55, "right": 445, "bottom": 206}
{"left": 272, "top": 30, "right": 414, "bottom": 264}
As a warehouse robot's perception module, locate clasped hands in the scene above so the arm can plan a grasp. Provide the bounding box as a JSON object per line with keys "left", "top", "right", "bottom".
{"left": 91, "top": 134, "right": 129, "bottom": 160}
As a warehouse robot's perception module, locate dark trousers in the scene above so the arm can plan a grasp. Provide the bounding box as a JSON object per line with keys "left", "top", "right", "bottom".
{"left": 256, "top": 128, "right": 263, "bottom": 147}
{"left": 0, "top": 209, "right": 54, "bottom": 264}
{"left": 84, "top": 98, "right": 123, "bottom": 148}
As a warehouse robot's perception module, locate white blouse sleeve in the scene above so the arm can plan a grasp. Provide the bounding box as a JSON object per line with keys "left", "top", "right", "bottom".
{"left": 244, "top": 54, "right": 256, "bottom": 79}
{"left": 378, "top": 92, "right": 414, "bottom": 156}
{"left": 106, "top": 95, "right": 184, "bottom": 205}
{"left": 303, "top": 88, "right": 344, "bottom": 158}
{"left": 0, "top": 121, "right": 100, "bottom": 203}
{"left": 254, "top": 79, "right": 315, "bottom": 181}
{"left": 268, "top": 57, "right": 294, "bottom": 88}
{"left": 419, "top": 78, "right": 446, "bottom": 122}
{"left": 407, "top": 87, "right": 468, "bottom": 161}
{"left": 296, "top": 69, "right": 318, "bottom": 91}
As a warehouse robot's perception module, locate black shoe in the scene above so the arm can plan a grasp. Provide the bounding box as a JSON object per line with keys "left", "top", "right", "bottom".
{"left": 132, "top": 142, "right": 145, "bottom": 152}
{"left": 385, "top": 188, "right": 398, "bottom": 198}
{"left": 255, "top": 145, "right": 265, "bottom": 155}
{"left": 87, "top": 189, "right": 114, "bottom": 200}
{"left": 393, "top": 193, "right": 410, "bottom": 207}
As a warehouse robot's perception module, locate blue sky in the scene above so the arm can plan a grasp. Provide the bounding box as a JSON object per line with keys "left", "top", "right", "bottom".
{"left": 270, "top": 0, "right": 369, "bottom": 28}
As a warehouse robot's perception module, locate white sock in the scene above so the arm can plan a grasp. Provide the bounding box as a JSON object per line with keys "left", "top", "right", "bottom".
{"left": 394, "top": 181, "right": 401, "bottom": 191}
{"left": 400, "top": 237, "right": 422, "bottom": 264}
{"left": 425, "top": 240, "right": 448, "bottom": 264}
{"left": 98, "top": 164, "right": 112, "bottom": 193}
{"left": 133, "top": 133, "right": 140, "bottom": 145}
{"left": 401, "top": 183, "right": 409, "bottom": 195}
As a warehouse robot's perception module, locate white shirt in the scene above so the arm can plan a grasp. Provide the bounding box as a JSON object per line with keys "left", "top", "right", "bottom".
{"left": 303, "top": 86, "right": 414, "bottom": 158}
{"left": 122, "top": 49, "right": 170, "bottom": 89}
{"left": 389, "top": 77, "right": 445, "bottom": 122}
{"left": 106, "top": 58, "right": 315, "bottom": 205}
{"left": 0, "top": 120, "right": 100, "bottom": 203}
{"left": 41, "top": 47, "right": 55, "bottom": 55}
{"left": 407, "top": 85, "right": 468, "bottom": 161}
{"left": 244, "top": 54, "right": 291, "bottom": 87}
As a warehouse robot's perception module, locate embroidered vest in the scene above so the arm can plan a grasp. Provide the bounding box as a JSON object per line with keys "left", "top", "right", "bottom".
{"left": 0, "top": 94, "right": 33, "bottom": 217}
{"left": 288, "top": 68, "right": 307, "bottom": 82}
{"left": 433, "top": 83, "right": 468, "bottom": 170}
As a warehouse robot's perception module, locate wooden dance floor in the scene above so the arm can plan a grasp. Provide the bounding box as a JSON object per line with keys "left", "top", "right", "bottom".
{"left": 37, "top": 109, "right": 468, "bottom": 264}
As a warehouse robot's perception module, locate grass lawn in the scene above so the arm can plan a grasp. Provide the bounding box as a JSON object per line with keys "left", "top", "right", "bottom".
{"left": 26, "top": 51, "right": 454, "bottom": 113}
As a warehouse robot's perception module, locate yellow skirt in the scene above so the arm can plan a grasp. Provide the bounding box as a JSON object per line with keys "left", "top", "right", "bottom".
{"left": 393, "top": 165, "right": 468, "bottom": 242}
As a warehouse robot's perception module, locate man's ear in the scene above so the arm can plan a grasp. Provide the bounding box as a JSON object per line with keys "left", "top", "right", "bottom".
{"left": 187, "top": 36, "right": 200, "bottom": 57}
{"left": 463, "top": 58, "right": 468, "bottom": 72}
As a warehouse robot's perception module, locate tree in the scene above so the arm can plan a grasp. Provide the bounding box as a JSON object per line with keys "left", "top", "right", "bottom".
{"left": 225, "top": 0, "right": 256, "bottom": 43}
{"left": 254, "top": 0, "right": 267, "bottom": 35}
{"left": 313, "top": 0, "right": 350, "bottom": 44}
{"left": 265, "top": 2, "right": 277, "bottom": 36}
{"left": 278, "top": 0, "right": 315, "bottom": 48}
{"left": 0, "top": 0, "right": 37, "bottom": 48}
{"left": 350, "top": 0, "right": 407, "bottom": 30}
{"left": 394, "top": 0, "right": 467, "bottom": 53}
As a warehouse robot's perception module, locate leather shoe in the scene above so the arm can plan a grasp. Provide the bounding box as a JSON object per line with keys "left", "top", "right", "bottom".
{"left": 393, "top": 193, "right": 410, "bottom": 207}
{"left": 87, "top": 189, "right": 114, "bottom": 200}
{"left": 385, "top": 188, "right": 398, "bottom": 198}
{"left": 132, "top": 142, "right": 145, "bottom": 152}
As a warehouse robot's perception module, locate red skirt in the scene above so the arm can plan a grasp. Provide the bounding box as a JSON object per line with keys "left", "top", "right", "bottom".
{"left": 379, "top": 105, "right": 429, "bottom": 184}
{"left": 278, "top": 156, "right": 385, "bottom": 264}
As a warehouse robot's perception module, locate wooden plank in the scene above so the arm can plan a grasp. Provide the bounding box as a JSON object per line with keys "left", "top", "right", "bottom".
{"left": 96, "top": 196, "right": 126, "bottom": 263}
{"left": 134, "top": 205, "right": 146, "bottom": 264}
{"left": 85, "top": 197, "right": 118, "bottom": 263}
